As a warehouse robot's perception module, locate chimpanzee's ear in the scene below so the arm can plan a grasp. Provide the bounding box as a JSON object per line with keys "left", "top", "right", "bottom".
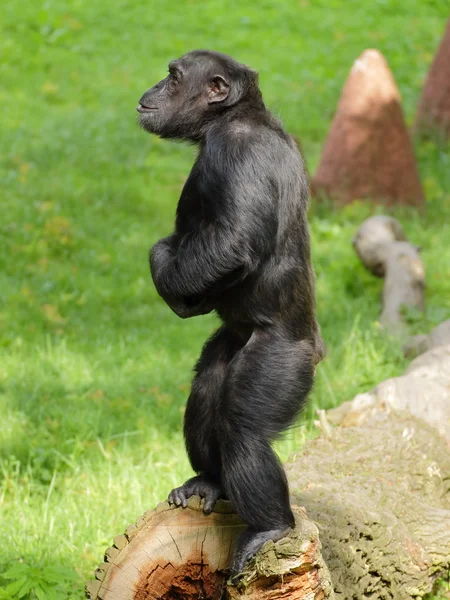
{"left": 207, "top": 75, "right": 230, "bottom": 104}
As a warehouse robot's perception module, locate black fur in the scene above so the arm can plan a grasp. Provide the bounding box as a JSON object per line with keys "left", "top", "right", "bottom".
{"left": 138, "top": 50, "right": 325, "bottom": 576}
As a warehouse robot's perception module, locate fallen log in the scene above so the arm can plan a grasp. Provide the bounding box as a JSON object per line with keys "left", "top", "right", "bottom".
{"left": 352, "top": 215, "right": 407, "bottom": 277}
{"left": 352, "top": 215, "right": 425, "bottom": 334}
{"left": 380, "top": 241, "right": 425, "bottom": 332}
{"left": 287, "top": 412, "right": 450, "bottom": 599}
{"left": 327, "top": 344, "right": 450, "bottom": 443}
{"left": 403, "top": 318, "right": 450, "bottom": 358}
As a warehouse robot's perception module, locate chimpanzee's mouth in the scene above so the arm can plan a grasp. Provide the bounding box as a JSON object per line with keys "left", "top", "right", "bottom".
{"left": 137, "top": 103, "right": 158, "bottom": 113}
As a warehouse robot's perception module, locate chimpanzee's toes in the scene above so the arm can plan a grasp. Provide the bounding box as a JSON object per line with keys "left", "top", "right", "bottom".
{"left": 167, "top": 475, "right": 224, "bottom": 514}
{"left": 202, "top": 486, "right": 222, "bottom": 514}
{"left": 168, "top": 486, "right": 188, "bottom": 508}
{"left": 229, "top": 527, "right": 291, "bottom": 582}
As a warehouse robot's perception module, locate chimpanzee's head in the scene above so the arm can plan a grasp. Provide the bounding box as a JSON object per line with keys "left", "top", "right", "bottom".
{"left": 137, "top": 50, "right": 261, "bottom": 141}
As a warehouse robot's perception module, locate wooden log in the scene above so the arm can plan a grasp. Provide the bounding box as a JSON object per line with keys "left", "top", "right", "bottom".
{"left": 287, "top": 412, "right": 450, "bottom": 599}
{"left": 327, "top": 344, "right": 450, "bottom": 442}
{"left": 352, "top": 215, "right": 425, "bottom": 334}
{"left": 86, "top": 497, "right": 333, "bottom": 599}
{"left": 380, "top": 240, "right": 425, "bottom": 332}
{"left": 352, "top": 215, "right": 407, "bottom": 277}
{"left": 403, "top": 318, "right": 450, "bottom": 358}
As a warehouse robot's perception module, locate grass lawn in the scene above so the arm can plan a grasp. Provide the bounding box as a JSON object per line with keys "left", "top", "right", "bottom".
{"left": 1, "top": 0, "right": 449, "bottom": 597}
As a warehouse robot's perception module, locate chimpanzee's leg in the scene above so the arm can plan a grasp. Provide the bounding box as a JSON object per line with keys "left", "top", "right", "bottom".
{"left": 168, "top": 325, "right": 246, "bottom": 513}
{"left": 219, "top": 326, "right": 315, "bottom": 576}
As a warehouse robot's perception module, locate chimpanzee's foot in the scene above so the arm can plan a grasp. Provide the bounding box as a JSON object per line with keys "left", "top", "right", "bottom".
{"left": 229, "top": 527, "right": 291, "bottom": 580}
{"left": 168, "top": 475, "right": 224, "bottom": 514}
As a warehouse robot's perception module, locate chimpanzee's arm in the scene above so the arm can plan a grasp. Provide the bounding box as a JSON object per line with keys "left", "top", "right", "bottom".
{"left": 150, "top": 224, "right": 258, "bottom": 318}
{"left": 149, "top": 235, "right": 214, "bottom": 318}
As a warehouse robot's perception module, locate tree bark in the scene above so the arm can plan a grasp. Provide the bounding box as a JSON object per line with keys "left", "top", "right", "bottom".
{"left": 287, "top": 412, "right": 450, "bottom": 599}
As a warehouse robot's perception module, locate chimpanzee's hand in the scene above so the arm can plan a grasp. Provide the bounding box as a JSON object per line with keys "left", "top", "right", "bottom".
{"left": 150, "top": 236, "right": 214, "bottom": 318}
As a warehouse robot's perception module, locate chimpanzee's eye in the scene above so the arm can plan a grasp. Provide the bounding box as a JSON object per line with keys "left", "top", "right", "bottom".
{"left": 167, "top": 74, "right": 178, "bottom": 91}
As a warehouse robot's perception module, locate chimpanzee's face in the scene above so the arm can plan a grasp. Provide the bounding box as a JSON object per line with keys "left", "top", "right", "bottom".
{"left": 137, "top": 51, "right": 230, "bottom": 140}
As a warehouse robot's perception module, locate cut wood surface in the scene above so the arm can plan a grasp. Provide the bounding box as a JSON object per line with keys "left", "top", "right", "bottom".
{"left": 86, "top": 498, "right": 243, "bottom": 600}
{"left": 86, "top": 498, "right": 333, "bottom": 600}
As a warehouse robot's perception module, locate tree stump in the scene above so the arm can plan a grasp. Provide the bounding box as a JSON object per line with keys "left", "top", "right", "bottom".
{"left": 415, "top": 20, "right": 450, "bottom": 138}
{"left": 86, "top": 497, "right": 334, "bottom": 600}
{"left": 312, "top": 49, "right": 425, "bottom": 207}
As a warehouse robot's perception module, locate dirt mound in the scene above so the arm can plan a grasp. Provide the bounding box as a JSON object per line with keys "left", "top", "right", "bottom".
{"left": 416, "top": 20, "right": 450, "bottom": 138}
{"left": 312, "top": 49, "right": 424, "bottom": 207}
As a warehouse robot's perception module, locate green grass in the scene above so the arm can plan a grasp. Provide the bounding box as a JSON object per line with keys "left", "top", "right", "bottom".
{"left": 1, "top": 0, "right": 449, "bottom": 597}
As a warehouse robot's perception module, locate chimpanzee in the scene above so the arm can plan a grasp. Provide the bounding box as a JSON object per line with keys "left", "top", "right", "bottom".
{"left": 137, "top": 50, "right": 325, "bottom": 577}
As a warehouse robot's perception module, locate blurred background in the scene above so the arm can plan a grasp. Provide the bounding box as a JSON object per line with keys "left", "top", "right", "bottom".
{"left": 1, "top": 1, "right": 449, "bottom": 597}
